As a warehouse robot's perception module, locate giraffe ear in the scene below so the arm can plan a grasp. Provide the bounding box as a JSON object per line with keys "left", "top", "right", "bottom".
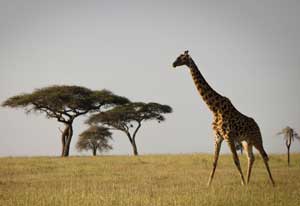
{"left": 184, "top": 50, "right": 189, "bottom": 55}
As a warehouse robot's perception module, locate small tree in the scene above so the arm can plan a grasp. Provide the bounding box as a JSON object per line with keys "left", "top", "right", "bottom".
{"left": 76, "top": 126, "right": 112, "bottom": 156}
{"left": 2, "top": 85, "right": 129, "bottom": 157}
{"left": 87, "top": 102, "right": 172, "bottom": 156}
{"left": 277, "top": 126, "right": 300, "bottom": 166}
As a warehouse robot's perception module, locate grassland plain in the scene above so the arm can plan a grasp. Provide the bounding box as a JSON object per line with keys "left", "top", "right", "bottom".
{"left": 0, "top": 154, "right": 300, "bottom": 206}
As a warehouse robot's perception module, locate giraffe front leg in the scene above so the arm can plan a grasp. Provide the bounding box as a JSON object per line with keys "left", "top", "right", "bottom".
{"left": 227, "top": 139, "right": 246, "bottom": 185}
{"left": 207, "top": 135, "right": 223, "bottom": 187}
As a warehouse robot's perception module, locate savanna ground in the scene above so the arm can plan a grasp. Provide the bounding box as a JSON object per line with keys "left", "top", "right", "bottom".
{"left": 0, "top": 154, "right": 300, "bottom": 206}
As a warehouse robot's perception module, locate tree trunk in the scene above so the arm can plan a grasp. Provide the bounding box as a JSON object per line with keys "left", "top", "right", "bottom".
{"left": 131, "top": 140, "right": 138, "bottom": 156}
{"left": 61, "top": 135, "right": 66, "bottom": 157}
{"left": 131, "top": 122, "right": 141, "bottom": 156}
{"left": 286, "top": 138, "right": 291, "bottom": 167}
{"left": 93, "top": 147, "right": 97, "bottom": 156}
{"left": 62, "top": 124, "right": 73, "bottom": 157}
{"left": 60, "top": 124, "right": 69, "bottom": 157}
{"left": 287, "top": 145, "right": 291, "bottom": 166}
{"left": 125, "top": 130, "right": 139, "bottom": 156}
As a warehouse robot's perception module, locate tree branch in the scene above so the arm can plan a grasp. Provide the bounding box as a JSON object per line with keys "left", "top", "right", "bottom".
{"left": 125, "top": 130, "right": 133, "bottom": 144}
{"left": 132, "top": 121, "right": 142, "bottom": 141}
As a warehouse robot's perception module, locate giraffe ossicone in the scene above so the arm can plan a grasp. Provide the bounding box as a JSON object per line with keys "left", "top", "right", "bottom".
{"left": 173, "top": 51, "right": 275, "bottom": 186}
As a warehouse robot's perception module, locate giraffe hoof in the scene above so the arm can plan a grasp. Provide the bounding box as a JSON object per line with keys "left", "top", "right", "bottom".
{"left": 206, "top": 181, "right": 212, "bottom": 187}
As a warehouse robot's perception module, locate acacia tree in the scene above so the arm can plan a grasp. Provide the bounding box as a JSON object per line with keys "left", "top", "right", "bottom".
{"left": 277, "top": 126, "right": 300, "bottom": 166}
{"left": 2, "top": 85, "right": 129, "bottom": 157}
{"left": 87, "top": 102, "right": 172, "bottom": 156}
{"left": 76, "top": 126, "right": 112, "bottom": 156}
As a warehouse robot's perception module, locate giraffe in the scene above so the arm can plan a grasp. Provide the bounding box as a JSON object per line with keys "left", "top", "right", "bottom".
{"left": 172, "top": 50, "right": 275, "bottom": 186}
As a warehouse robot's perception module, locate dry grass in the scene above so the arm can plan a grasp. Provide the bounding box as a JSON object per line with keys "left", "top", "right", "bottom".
{"left": 0, "top": 154, "right": 300, "bottom": 206}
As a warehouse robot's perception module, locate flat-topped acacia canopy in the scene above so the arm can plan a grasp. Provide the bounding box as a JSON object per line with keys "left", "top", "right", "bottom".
{"left": 2, "top": 85, "right": 129, "bottom": 122}
{"left": 87, "top": 102, "right": 172, "bottom": 155}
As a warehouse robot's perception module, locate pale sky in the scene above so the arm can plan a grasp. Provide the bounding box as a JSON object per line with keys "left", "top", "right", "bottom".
{"left": 0, "top": 0, "right": 300, "bottom": 156}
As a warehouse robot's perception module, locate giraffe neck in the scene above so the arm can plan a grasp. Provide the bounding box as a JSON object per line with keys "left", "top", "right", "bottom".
{"left": 187, "top": 59, "right": 223, "bottom": 113}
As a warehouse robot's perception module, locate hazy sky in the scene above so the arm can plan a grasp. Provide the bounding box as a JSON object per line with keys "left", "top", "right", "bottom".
{"left": 1, "top": 0, "right": 299, "bottom": 156}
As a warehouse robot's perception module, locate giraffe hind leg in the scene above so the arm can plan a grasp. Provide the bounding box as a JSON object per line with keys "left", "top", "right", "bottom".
{"left": 207, "top": 136, "right": 223, "bottom": 187}
{"left": 242, "top": 142, "right": 255, "bottom": 184}
{"left": 254, "top": 143, "right": 275, "bottom": 186}
{"left": 227, "top": 139, "right": 246, "bottom": 185}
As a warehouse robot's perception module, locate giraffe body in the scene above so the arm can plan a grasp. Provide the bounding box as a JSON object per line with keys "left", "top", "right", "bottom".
{"left": 212, "top": 98, "right": 259, "bottom": 143}
{"left": 173, "top": 51, "right": 275, "bottom": 186}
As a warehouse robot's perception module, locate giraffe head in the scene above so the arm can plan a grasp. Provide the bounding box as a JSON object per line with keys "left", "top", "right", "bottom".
{"left": 172, "top": 50, "right": 192, "bottom": 68}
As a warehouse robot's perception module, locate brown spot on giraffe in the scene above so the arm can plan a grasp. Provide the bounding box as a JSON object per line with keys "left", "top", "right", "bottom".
{"left": 172, "top": 50, "right": 275, "bottom": 186}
